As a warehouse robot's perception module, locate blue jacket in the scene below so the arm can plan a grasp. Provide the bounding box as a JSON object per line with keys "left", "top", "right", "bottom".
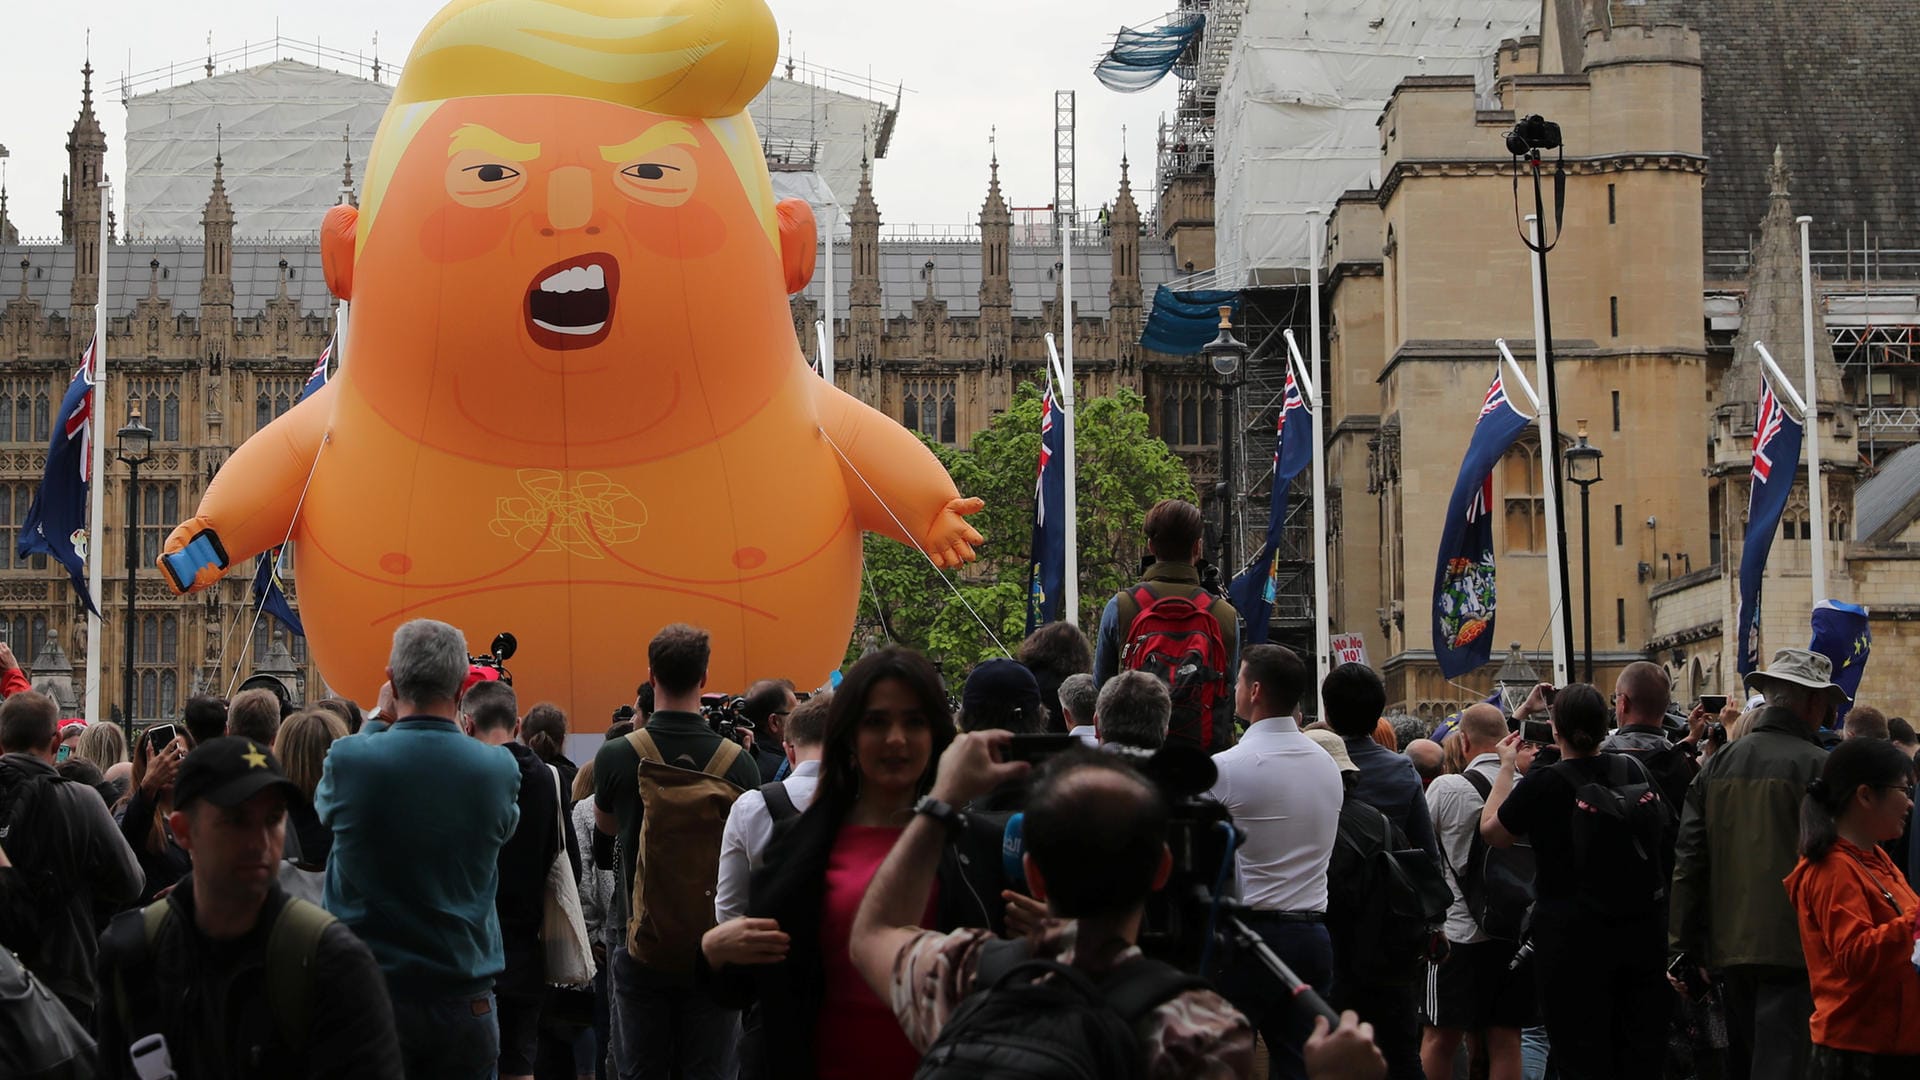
{"left": 1342, "top": 736, "right": 1439, "bottom": 860}
{"left": 317, "top": 716, "right": 521, "bottom": 998}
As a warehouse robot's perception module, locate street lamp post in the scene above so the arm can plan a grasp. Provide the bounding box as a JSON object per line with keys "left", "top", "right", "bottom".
{"left": 1203, "top": 306, "right": 1246, "bottom": 578}
{"left": 115, "top": 407, "right": 154, "bottom": 745}
{"left": 1563, "top": 420, "right": 1605, "bottom": 684}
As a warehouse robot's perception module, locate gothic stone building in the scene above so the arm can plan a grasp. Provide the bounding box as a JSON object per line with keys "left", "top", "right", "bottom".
{"left": 0, "top": 69, "right": 1198, "bottom": 719}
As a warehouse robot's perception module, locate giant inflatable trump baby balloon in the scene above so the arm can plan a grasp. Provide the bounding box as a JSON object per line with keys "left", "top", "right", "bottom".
{"left": 160, "top": 0, "right": 984, "bottom": 722}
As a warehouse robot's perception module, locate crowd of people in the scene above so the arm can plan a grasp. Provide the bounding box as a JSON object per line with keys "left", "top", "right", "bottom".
{"left": 0, "top": 497, "right": 1915, "bottom": 1080}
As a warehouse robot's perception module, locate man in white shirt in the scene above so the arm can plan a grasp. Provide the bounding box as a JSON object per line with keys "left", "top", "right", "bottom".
{"left": 1058, "top": 673, "right": 1100, "bottom": 746}
{"left": 713, "top": 692, "right": 829, "bottom": 922}
{"left": 1421, "top": 703, "right": 1535, "bottom": 1080}
{"left": 1206, "top": 643, "right": 1343, "bottom": 1080}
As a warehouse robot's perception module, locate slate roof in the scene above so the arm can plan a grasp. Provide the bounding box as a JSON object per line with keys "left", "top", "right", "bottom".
{"left": 796, "top": 241, "right": 1178, "bottom": 320}
{"left": 1594, "top": 0, "right": 1920, "bottom": 266}
{"left": 0, "top": 242, "right": 334, "bottom": 318}
{"left": 1855, "top": 442, "right": 1920, "bottom": 543}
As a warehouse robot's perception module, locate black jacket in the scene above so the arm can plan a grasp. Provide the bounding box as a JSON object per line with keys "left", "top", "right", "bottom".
{"left": 93, "top": 878, "right": 403, "bottom": 1080}
{"left": 495, "top": 742, "right": 576, "bottom": 998}
{"left": 708, "top": 800, "right": 1008, "bottom": 1080}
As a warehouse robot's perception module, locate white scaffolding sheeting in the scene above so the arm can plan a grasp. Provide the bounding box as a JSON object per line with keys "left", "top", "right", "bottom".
{"left": 747, "top": 69, "right": 897, "bottom": 240}
{"left": 126, "top": 60, "right": 389, "bottom": 239}
{"left": 1214, "top": 0, "right": 1535, "bottom": 279}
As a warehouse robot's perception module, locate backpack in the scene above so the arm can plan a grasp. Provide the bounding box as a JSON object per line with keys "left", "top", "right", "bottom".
{"left": 914, "top": 939, "right": 1209, "bottom": 1080}
{"left": 104, "top": 895, "right": 334, "bottom": 1060}
{"left": 1329, "top": 800, "right": 1451, "bottom": 985}
{"left": 1118, "top": 586, "right": 1229, "bottom": 751}
{"left": 759, "top": 780, "right": 800, "bottom": 824}
{"left": 0, "top": 764, "right": 69, "bottom": 965}
{"left": 1558, "top": 754, "right": 1671, "bottom": 917}
{"left": 622, "top": 730, "right": 746, "bottom": 973}
{"left": 1457, "top": 771, "right": 1536, "bottom": 941}
{"left": 0, "top": 944, "right": 95, "bottom": 1079}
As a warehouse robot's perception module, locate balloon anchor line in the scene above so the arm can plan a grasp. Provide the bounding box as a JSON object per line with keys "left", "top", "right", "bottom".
{"left": 816, "top": 425, "right": 1010, "bottom": 660}
{"left": 218, "top": 430, "right": 331, "bottom": 699}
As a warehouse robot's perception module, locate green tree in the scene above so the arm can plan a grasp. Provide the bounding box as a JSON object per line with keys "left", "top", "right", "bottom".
{"left": 851, "top": 384, "right": 1194, "bottom": 676}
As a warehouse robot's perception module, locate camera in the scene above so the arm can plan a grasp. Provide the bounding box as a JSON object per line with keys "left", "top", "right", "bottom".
{"left": 700, "top": 692, "right": 755, "bottom": 746}
{"left": 1098, "top": 743, "right": 1239, "bottom": 970}
{"left": 1504, "top": 114, "right": 1563, "bottom": 156}
{"left": 469, "top": 632, "right": 517, "bottom": 685}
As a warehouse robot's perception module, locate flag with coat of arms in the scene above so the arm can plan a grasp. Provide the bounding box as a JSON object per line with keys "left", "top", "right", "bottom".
{"left": 1431, "top": 370, "right": 1533, "bottom": 677}
{"left": 18, "top": 339, "right": 102, "bottom": 618}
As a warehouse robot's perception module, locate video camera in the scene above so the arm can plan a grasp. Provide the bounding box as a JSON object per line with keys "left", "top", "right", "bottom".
{"left": 699, "top": 692, "right": 755, "bottom": 747}
{"left": 469, "top": 632, "right": 517, "bottom": 685}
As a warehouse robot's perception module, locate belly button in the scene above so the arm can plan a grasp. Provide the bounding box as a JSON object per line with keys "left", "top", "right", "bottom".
{"left": 732, "top": 547, "right": 766, "bottom": 570}
{"left": 380, "top": 552, "right": 413, "bottom": 575}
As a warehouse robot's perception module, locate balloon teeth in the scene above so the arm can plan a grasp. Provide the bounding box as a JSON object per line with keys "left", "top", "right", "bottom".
{"left": 532, "top": 318, "right": 607, "bottom": 336}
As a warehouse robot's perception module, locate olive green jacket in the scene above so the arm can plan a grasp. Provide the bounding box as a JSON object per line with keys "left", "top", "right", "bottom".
{"left": 1668, "top": 707, "right": 1828, "bottom": 970}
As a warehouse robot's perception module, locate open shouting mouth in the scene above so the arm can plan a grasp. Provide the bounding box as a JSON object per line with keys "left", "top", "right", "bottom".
{"left": 524, "top": 254, "right": 620, "bottom": 350}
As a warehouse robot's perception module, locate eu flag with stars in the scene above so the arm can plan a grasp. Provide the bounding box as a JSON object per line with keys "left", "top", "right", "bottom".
{"left": 1023, "top": 379, "right": 1067, "bottom": 635}
{"left": 1736, "top": 375, "right": 1803, "bottom": 676}
{"left": 1229, "top": 367, "right": 1312, "bottom": 645}
{"left": 1809, "top": 599, "right": 1869, "bottom": 722}
{"left": 251, "top": 546, "right": 304, "bottom": 637}
{"left": 18, "top": 341, "right": 101, "bottom": 618}
{"left": 1431, "top": 370, "right": 1533, "bottom": 678}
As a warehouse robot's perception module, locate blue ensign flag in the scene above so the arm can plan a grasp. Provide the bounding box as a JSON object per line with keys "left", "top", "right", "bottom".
{"left": 300, "top": 335, "right": 333, "bottom": 404}
{"left": 18, "top": 341, "right": 101, "bottom": 618}
{"left": 1735, "top": 376, "right": 1804, "bottom": 676}
{"left": 1024, "top": 379, "right": 1068, "bottom": 635}
{"left": 1809, "top": 599, "right": 1869, "bottom": 722}
{"left": 1431, "top": 371, "right": 1533, "bottom": 678}
{"left": 251, "top": 546, "right": 304, "bottom": 638}
{"left": 1229, "top": 367, "right": 1312, "bottom": 645}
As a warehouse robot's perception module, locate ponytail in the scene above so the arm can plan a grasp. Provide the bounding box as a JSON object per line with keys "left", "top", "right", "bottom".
{"left": 1798, "top": 776, "right": 1843, "bottom": 862}
{"left": 1799, "top": 737, "right": 1915, "bottom": 861}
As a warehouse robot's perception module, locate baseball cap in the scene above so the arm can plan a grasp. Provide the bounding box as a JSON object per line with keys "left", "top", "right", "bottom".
{"left": 173, "top": 736, "right": 303, "bottom": 811}
{"left": 962, "top": 659, "right": 1042, "bottom": 720}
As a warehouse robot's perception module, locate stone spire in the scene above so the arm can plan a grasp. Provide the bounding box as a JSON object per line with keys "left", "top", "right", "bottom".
{"left": 1721, "top": 147, "right": 1843, "bottom": 408}
{"left": 63, "top": 58, "right": 109, "bottom": 312}
{"left": 848, "top": 153, "right": 882, "bottom": 373}
{"left": 0, "top": 169, "right": 15, "bottom": 246}
{"left": 339, "top": 128, "right": 358, "bottom": 207}
{"left": 1108, "top": 153, "right": 1144, "bottom": 367}
{"left": 979, "top": 133, "right": 1012, "bottom": 371}
{"left": 201, "top": 138, "right": 235, "bottom": 308}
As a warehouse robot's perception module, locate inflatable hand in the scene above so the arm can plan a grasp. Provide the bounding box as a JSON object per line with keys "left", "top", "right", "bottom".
{"left": 158, "top": 521, "right": 230, "bottom": 595}
{"left": 923, "top": 497, "right": 985, "bottom": 569}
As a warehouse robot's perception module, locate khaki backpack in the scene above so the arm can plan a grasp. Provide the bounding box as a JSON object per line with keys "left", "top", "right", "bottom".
{"left": 622, "top": 729, "right": 746, "bottom": 973}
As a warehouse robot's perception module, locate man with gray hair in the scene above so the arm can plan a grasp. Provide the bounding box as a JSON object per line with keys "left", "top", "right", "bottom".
{"left": 317, "top": 618, "right": 524, "bottom": 1080}
{"left": 1670, "top": 648, "right": 1839, "bottom": 1080}
{"left": 1057, "top": 673, "right": 1099, "bottom": 746}
{"left": 1094, "top": 670, "right": 1173, "bottom": 751}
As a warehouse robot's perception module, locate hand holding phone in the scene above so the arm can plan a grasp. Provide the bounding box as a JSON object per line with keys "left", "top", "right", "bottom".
{"left": 1699, "top": 694, "right": 1727, "bottom": 714}
{"left": 1519, "top": 719, "right": 1554, "bottom": 745}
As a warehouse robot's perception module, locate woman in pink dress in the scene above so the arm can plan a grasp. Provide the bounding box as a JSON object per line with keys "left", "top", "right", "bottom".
{"left": 702, "top": 648, "right": 1008, "bottom": 1079}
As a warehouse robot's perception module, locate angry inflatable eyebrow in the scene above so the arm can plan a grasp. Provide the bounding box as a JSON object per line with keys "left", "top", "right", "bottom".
{"left": 599, "top": 121, "right": 700, "bottom": 163}
{"left": 448, "top": 124, "right": 543, "bottom": 161}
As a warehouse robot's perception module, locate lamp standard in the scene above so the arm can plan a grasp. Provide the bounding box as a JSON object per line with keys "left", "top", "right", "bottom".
{"left": 1494, "top": 641, "right": 1541, "bottom": 717}
{"left": 1563, "top": 419, "right": 1605, "bottom": 683}
{"left": 115, "top": 407, "right": 154, "bottom": 744}
{"left": 1203, "top": 306, "right": 1246, "bottom": 577}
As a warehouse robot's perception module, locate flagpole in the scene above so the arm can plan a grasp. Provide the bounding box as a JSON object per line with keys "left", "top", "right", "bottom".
{"left": 1060, "top": 217, "right": 1079, "bottom": 626}
{"left": 1798, "top": 215, "right": 1825, "bottom": 605}
{"left": 1526, "top": 214, "right": 1570, "bottom": 686}
{"left": 84, "top": 180, "right": 110, "bottom": 725}
{"left": 1494, "top": 340, "right": 1542, "bottom": 411}
{"left": 822, "top": 204, "right": 836, "bottom": 385}
{"left": 1305, "top": 211, "right": 1331, "bottom": 715}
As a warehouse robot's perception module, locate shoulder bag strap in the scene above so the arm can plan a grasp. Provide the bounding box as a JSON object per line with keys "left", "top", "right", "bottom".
{"left": 267, "top": 897, "right": 337, "bottom": 1055}
{"left": 701, "top": 737, "right": 744, "bottom": 780}
{"left": 626, "top": 728, "right": 661, "bottom": 766}
{"left": 759, "top": 780, "right": 798, "bottom": 822}
{"left": 548, "top": 764, "right": 566, "bottom": 850}
{"left": 1100, "top": 957, "right": 1210, "bottom": 1023}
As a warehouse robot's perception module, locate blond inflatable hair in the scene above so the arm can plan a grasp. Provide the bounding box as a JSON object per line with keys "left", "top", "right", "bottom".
{"left": 358, "top": 0, "right": 781, "bottom": 251}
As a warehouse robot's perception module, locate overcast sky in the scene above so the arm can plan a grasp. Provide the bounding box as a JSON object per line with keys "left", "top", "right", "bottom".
{"left": 0, "top": 0, "right": 1177, "bottom": 239}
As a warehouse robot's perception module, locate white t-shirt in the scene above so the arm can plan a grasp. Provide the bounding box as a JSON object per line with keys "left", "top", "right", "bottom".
{"left": 1207, "top": 716, "right": 1342, "bottom": 912}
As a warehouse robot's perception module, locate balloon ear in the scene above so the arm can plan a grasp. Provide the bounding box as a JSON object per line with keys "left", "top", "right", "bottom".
{"left": 321, "top": 205, "right": 358, "bottom": 301}
{"left": 776, "top": 198, "right": 817, "bottom": 295}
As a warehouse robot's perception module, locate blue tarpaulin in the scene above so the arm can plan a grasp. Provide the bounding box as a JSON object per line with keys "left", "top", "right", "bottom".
{"left": 1141, "top": 286, "right": 1240, "bottom": 356}
{"left": 1094, "top": 14, "right": 1205, "bottom": 93}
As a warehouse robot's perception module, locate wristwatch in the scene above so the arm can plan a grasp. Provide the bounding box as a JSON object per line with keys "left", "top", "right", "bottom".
{"left": 913, "top": 795, "right": 968, "bottom": 837}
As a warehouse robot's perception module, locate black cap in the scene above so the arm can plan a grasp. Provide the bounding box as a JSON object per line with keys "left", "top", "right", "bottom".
{"left": 962, "top": 659, "right": 1042, "bottom": 719}
{"left": 172, "top": 736, "right": 303, "bottom": 811}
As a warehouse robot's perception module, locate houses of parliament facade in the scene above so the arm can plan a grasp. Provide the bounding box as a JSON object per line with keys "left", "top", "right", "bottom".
{"left": 0, "top": 65, "right": 1201, "bottom": 718}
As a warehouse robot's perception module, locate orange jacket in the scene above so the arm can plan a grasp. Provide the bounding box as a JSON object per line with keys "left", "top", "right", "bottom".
{"left": 1783, "top": 839, "right": 1920, "bottom": 1054}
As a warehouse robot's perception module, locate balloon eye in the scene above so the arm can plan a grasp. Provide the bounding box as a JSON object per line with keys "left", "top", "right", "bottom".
{"left": 622, "top": 163, "right": 678, "bottom": 181}
{"left": 464, "top": 164, "right": 521, "bottom": 183}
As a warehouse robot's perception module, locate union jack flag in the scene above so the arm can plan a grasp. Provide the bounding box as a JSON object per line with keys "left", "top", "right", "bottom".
{"left": 299, "top": 336, "right": 333, "bottom": 404}
{"left": 1034, "top": 382, "right": 1056, "bottom": 493}
{"left": 67, "top": 340, "right": 95, "bottom": 482}
{"left": 1273, "top": 369, "right": 1304, "bottom": 462}
{"left": 1479, "top": 372, "right": 1511, "bottom": 419}
{"left": 1752, "top": 378, "right": 1786, "bottom": 482}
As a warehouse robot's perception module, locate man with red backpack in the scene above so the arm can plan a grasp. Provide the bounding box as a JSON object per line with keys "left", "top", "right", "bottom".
{"left": 1093, "top": 499, "right": 1240, "bottom": 753}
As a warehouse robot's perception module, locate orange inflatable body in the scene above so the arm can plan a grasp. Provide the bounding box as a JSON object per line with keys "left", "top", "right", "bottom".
{"left": 161, "top": 0, "right": 981, "bottom": 725}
